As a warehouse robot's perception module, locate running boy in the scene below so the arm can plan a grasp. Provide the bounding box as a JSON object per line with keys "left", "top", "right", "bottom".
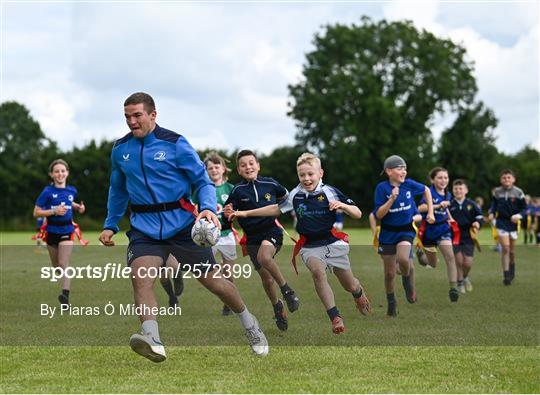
{"left": 417, "top": 167, "right": 460, "bottom": 302}
{"left": 374, "top": 155, "right": 434, "bottom": 316}
{"left": 34, "top": 159, "right": 85, "bottom": 307}
{"left": 229, "top": 153, "right": 371, "bottom": 334}
{"left": 203, "top": 151, "right": 238, "bottom": 316}
{"left": 449, "top": 179, "right": 483, "bottom": 293}
{"left": 223, "top": 150, "right": 300, "bottom": 331}
{"left": 488, "top": 169, "right": 526, "bottom": 285}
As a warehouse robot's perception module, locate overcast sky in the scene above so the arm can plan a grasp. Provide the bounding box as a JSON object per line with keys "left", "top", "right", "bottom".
{"left": 2, "top": 1, "right": 538, "bottom": 154}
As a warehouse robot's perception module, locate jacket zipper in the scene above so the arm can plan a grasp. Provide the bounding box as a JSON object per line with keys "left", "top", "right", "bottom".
{"left": 140, "top": 140, "right": 164, "bottom": 240}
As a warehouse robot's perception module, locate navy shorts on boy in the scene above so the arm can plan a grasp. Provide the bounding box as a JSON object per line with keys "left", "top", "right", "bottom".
{"left": 450, "top": 197, "right": 483, "bottom": 257}
{"left": 224, "top": 176, "right": 288, "bottom": 269}
{"left": 420, "top": 185, "right": 452, "bottom": 247}
{"left": 489, "top": 186, "right": 526, "bottom": 232}
{"left": 35, "top": 184, "right": 78, "bottom": 235}
{"left": 374, "top": 178, "right": 426, "bottom": 255}
{"left": 126, "top": 226, "right": 218, "bottom": 271}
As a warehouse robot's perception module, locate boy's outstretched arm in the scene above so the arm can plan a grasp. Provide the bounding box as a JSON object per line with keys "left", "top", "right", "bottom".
{"left": 226, "top": 203, "right": 281, "bottom": 221}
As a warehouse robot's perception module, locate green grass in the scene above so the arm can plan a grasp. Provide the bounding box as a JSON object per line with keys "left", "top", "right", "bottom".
{"left": 1, "top": 230, "right": 539, "bottom": 393}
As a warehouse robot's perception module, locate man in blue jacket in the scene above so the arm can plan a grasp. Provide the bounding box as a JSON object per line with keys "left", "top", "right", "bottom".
{"left": 99, "top": 92, "right": 268, "bottom": 361}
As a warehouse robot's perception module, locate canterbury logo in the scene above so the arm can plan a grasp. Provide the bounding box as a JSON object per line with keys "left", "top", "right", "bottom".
{"left": 123, "top": 154, "right": 130, "bottom": 161}
{"left": 52, "top": 194, "right": 58, "bottom": 198}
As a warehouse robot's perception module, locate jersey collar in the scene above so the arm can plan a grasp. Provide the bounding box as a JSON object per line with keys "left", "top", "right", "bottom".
{"left": 299, "top": 180, "right": 324, "bottom": 195}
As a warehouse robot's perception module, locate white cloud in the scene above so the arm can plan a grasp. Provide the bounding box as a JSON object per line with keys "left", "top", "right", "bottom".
{"left": 2, "top": 1, "right": 538, "bottom": 154}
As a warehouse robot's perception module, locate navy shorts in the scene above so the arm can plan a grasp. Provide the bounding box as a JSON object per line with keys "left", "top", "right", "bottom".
{"left": 246, "top": 228, "right": 283, "bottom": 270}
{"left": 423, "top": 230, "right": 452, "bottom": 247}
{"left": 126, "top": 227, "right": 218, "bottom": 271}
{"left": 46, "top": 232, "right": 74, "bottom": 246}
{"left": 453, "top": 241, "right": 474, "bottom": 257}
{"left": 378, "top": 230, "right": 415, "bottom": 256}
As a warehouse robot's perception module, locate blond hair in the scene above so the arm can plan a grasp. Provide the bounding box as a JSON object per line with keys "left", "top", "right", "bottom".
{"left": 296, "top": 152, "right": 321, "bottom": 169}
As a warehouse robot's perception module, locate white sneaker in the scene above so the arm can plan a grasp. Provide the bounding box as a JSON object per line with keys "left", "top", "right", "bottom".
{"left": 457, "top": 284, "right": 466, "bottom": 294}
{"left": 244, "top": 315, "right": 269, "bottom": 357}
{"left": 464, "top": 278, "right": 473, "bottom": 292}
{"left": 129, "top": 333, "right": 166, "bottom": 363}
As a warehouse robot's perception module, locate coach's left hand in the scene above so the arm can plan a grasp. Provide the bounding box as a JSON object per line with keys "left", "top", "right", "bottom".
{"left": 197, "top": 209, "right": 221, "bottom": 230}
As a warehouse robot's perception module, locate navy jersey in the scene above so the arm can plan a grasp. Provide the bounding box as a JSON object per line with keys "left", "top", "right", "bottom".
{"left": 103, "top": 125, "right": 216, "bottom": 240}
{"left": 35, "top": 185, "right": 77, "bottom": 234}
{"left": 420, "top": 185, "right": 451, "bottom": 240}
{"left": 279, "top": 181, "right": 354, "bottom": 247}
{"left": 449, "top": 198, "right": 483, "bottom": 241}
{"left": 489, "top": 186, "right": 526, "bottom": 232}
{"left": 374, "top": 179, "right": 425, "bottom": 227}
{"left": 225, "top": 176, "right": 288, "bottom": 236}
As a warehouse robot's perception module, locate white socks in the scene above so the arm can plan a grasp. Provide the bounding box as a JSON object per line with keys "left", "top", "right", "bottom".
{"left": 237, "top": 307, "right": 255, "bottom": 328}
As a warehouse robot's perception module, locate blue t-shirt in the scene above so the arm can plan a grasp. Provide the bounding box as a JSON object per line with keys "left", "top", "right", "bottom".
{"left": 279, "top": 181, "right": 354, "bottom": 247}
{"left": 374, "top": 178, "right": 425, "bottom": 227}
{"left": 35, "top": 185, "right": 77, "bottom": 234}
{"left": 420, "top": 185, "right": 451, "bottom": 239}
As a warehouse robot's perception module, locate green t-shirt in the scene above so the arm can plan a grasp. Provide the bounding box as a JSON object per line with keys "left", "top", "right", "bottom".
{"left": 194, "top": 181, "right": 234, "bottom": 237}
{"left": 215, "top": 182, "right": 234, "bottom": 236}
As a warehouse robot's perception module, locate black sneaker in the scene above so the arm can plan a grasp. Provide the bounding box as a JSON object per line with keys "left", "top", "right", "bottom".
{"left": 283, "top": 290, "right": 300, "bottom": 313}
{"left": 168, "top": 296, "right": 179, "bottom": 308}
{"left": 449, "top": 288, "right": 459, "bottom": 302}
{"left": 58, "top": 294, "right": 69, "bottom": 307}
{"left": 222, "top": 305, "right": 232, "bottom": 316}
{"left": 273, "top": 300, "right": 288, "bottom": 331}
{"left": 387, "top": 300, "right": 397, "bottom": 317}
{"left": 503, "top": 278, "right": 512, "bottom": 286}
{"left": 173, "top": 274, "right": 184, "bottom": 296}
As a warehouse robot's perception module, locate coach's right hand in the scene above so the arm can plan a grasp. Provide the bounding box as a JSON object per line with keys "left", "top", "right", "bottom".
{"left": 99, "top": 229, "right": 115, "bottom": 246}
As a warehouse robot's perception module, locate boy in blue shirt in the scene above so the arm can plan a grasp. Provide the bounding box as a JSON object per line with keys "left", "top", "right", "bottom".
{"left": 223, "top": 150, "right": 300, "bottom": 332}
{"left": 228, "top": 153, "right": 371, "bottom": 335}
{"left": 374, "top": 155, "right": 434, "bottom": 316}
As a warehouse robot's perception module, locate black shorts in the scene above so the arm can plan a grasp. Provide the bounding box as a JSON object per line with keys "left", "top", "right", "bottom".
{"left": 377, "top": 235, "right": 414, "bottom": 256}
{"left": 126, "top": 227, "right": 218, "bottom": 272}
{"left": 46, "top": 232, "right": 74, "bottom": 246}
{"left": 453, "top": 242, "right": 475, "bottom": 257}
{"left": 245, "top": 229, "right": 283, "bottom": 270}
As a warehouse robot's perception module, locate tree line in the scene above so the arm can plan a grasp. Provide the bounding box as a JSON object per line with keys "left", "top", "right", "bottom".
{"left": 1, "top": 17, "right": 538, "bottom": 230}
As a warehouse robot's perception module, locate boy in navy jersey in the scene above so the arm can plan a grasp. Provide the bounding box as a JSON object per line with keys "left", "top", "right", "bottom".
{"left": 34, "top": 159, "right": 86, "bottom": 307}
{"left": 229, "top": 153, "right": 371, "bottom": 334}
{"left": 417, "top": 167, "right": 460, "bottom": 302}
{"left": 488, "top": 169, "right": 527, "bottom": 285}
{"left": 374, "top": 155, "right": 434, "bottom": 316}
{"left": 223, "top": 150, "right": 300, "bottom": 332}
{"left": 449, "top": 179, "right": 483, "bottom": 293}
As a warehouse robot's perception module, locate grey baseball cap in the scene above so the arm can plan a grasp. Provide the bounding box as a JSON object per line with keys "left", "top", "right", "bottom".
{"left": 380, "top": 155, "right": 407, "bottom": 175}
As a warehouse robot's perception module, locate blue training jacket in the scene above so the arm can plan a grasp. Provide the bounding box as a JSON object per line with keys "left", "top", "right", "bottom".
{"left": 103, "top": 125, "right": 216, "bottom": 240}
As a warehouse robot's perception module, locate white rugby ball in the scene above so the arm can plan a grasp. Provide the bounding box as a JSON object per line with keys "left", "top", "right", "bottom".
{"left": 191, "top": 218, "right": 220, "bottom": 247}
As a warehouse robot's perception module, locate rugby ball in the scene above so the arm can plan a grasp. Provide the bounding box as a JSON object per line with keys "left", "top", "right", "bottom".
{"left": 191, "top": 218, "right": 220, "bottom": 247}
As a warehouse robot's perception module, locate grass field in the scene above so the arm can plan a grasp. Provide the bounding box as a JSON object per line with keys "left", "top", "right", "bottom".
{"left": 1, "top": 230, "right": 539, "bottom": 393}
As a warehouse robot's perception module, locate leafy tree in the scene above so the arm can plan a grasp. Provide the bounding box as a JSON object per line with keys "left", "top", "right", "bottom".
{"left": 438, "top": 101, "right": 500, "bottom": 199}
{"left": 288, "top": 17, "right": 480, "bottom": 208}
{"left": 0, "top": 102, "right": 59, "bottom": 226}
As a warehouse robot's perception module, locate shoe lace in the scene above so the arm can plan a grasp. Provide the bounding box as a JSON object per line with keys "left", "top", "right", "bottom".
{"left": 245, "top": 326, "right": 261, "bottom": 344}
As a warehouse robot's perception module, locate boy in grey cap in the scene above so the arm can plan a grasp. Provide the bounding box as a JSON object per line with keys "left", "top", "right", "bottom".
{"left": 374, "top": 155, "right": 434, "bottom": 316}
